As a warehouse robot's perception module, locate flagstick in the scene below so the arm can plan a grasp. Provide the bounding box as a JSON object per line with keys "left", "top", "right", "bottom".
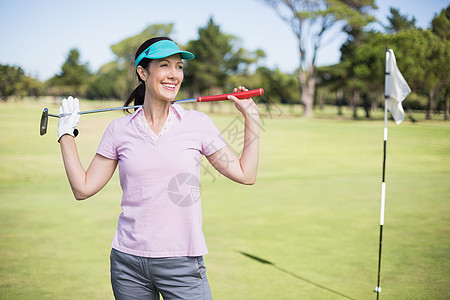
{"left": 376, "top": 101, "right": 387, "bottom": 299}
{"left": 375, "top": 48, "right": 390, "bottom": 299}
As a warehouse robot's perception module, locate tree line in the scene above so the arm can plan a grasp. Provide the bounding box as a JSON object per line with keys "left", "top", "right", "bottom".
{"left": 1, "top": 1, "right": 448, "bottom": 120}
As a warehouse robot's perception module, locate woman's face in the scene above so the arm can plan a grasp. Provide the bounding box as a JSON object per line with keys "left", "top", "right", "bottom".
{"left": 140, "top": 54, "right": 184, "bottom": 103}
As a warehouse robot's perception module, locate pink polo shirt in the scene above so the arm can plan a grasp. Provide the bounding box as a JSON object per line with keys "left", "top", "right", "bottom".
{"left": 96, "top": 104, "right": 226, "bottom": 258}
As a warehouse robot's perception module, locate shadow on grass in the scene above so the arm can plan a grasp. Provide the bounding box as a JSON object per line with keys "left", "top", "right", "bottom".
{"left": 238, "top": 251, "right": 357, "bottom": 300}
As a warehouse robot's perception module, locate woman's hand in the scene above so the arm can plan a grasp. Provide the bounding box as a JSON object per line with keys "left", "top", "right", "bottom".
{"left": 227, "top": 86, "right": 259, "bottom": 119}
{"left": 58, "top": 96, "right": 80, "bottom": 142}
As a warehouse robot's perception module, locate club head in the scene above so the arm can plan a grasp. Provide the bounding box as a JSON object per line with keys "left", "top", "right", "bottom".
{"left": 40, "top": 108, "right": 48, "bottom": 136}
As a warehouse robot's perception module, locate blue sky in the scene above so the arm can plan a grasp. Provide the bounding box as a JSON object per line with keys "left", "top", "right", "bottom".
{"left": 0, "top": 0, "right": 447, "bottom": 81}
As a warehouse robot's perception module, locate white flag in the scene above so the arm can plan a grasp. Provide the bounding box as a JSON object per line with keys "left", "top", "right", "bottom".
{"left": 385, "top": 49, "right": 411, "bottom": 124}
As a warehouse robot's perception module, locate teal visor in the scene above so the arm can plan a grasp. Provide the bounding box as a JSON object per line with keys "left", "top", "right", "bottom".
{"left": 135, "top": 40, "right": 195, "bottom": 68}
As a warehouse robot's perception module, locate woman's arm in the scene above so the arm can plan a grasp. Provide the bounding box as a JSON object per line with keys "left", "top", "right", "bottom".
{"left": 206, "top": 86, "right": 259, "bottom": 185}
{"left": 60, "top": 136, "right": 117, "bottom": 200}
{"left": 57, "top": 97, "right": 117, "bottom": 200}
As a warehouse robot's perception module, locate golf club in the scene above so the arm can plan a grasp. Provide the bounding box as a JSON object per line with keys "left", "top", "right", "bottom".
{"left": 40, "top": 88, "right": 264, "bottom": 136}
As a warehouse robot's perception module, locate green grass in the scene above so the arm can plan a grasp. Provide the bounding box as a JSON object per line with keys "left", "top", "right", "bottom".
{"left": 1, "top": 99, "right": 449, "bottom": 299}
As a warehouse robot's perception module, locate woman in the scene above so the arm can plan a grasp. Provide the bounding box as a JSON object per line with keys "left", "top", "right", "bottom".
{"left": 58, "top": 37, "right": 259, "bottom": 300}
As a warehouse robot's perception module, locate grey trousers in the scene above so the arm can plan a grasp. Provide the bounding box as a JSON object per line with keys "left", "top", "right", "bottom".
{"left": 110, "top": 249, "right": 212, "bottom": 300}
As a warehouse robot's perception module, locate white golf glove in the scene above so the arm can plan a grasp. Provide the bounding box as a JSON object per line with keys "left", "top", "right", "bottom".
{"left": 57, "top": 96, "right": 80, "bottom": 142}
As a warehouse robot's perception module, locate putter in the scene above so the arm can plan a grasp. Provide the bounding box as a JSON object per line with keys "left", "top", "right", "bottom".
{"left": 39, "top": 88, "right": 264, "bottom": 136}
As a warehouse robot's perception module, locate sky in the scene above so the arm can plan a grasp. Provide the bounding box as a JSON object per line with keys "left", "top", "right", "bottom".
{"left": 0, "top": 0, "right": 448, "bottom": 81}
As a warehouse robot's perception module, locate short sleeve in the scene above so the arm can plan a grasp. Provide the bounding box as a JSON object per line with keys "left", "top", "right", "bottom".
{"left": 201, "top": 113, "right": 227, "bottom": 156}
{"left": 97, "top": 120, "right": 118, "bottom": 160}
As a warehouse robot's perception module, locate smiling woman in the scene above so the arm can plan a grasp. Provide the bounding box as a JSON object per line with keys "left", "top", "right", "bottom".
{"left": 123, "top": 37, "right": 193, "bottom": 113}
{"left": 56, "top": 36, "right": 260, "bottom": 300}
{"left": 137, "top": 55, "right": 185, "bottom": 112}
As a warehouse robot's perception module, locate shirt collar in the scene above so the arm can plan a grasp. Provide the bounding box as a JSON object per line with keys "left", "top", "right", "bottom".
{"left": 171, "top": 103, "right": 184, "bottom": 119}
{"left": 129, "top": 103, "right": 184, "bottom": 121}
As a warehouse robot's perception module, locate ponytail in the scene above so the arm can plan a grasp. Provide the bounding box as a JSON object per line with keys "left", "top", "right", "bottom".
{"left": 124, "top": 81, "right": 145, "bottom": 114}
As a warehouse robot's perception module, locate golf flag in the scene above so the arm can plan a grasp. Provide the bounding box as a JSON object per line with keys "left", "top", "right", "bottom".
{"left": 376, "top": 49, "right": 412, "bottom": 298}
{"left": 385, "top": 49, "right": 411, "bottom": 124}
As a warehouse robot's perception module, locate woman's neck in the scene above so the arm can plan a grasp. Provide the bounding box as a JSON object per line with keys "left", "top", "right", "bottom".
{"left": 142, "top": 97, "right": 171, "bottom": 134}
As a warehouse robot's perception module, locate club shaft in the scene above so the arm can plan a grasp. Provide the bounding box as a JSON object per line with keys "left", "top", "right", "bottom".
{"left": 47, "top": 105, "right": 142, "bottom": 118}
{"left": 49, "top": 88, "right": 264, "bottom": 117}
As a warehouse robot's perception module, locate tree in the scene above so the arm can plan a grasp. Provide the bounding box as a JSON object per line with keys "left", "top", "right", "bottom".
{"left": 431, "top": 5, "right": 450, "bottom": 40}
{"left": 389, "top": 29, "right": 448, "bottom": 120}
{"left": 336, "top": 5, "right": 449, "bottom": 121}
{"left": 254, "top": 67, "right": 300, "bottom": 105}
{"left": 384, "top": 7, "right": 417, "bottom": 33}
{"left": 0, "top": 65, "right": 24, "bottom": 100}
{"left": 46, "top": 48, "right": 91, "bottom": 97}
{"left": 339, "top": 26, "right": 448, "bottom": 121}
{"left": 86, "top": 61, "right": 127, "bottom": 100}
{"left": 339, "top": 29, "right": 382, "bottom": 118}
{"left": 0, "top": 64, "right": 43, "bottom": 100}
{"left": 183, "top": 18, "right": 232, "bottom": 96}
{"left": 339, "top": 0, "right": 378, "bottom": 118}
{"left": 15, "top": 74, "right": 42, "bottom": 98}
{"left": 316, "top": 62, "right": 350, "bottom": 116}
{"left": 327, "top": 0, "right": 378, "bottom": 118}
{"left": 184, "top": 17, "right": 264, "bottom": 96}
{"left": 260, "top": 0, "right": 376, "bottom": 117}
{"left": 431, "top": 5, "right": 450, "bottom": 120}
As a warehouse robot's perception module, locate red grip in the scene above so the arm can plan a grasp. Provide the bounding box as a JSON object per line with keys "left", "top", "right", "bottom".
{"left": 198, "top": 88, "right": 264, "bottom": 102}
